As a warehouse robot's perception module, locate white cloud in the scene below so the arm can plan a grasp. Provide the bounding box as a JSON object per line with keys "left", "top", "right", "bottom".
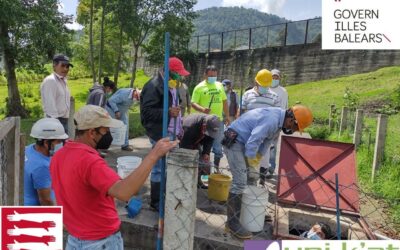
{"left": 66, "top": 21, "right": 83, "bottom": 31}
{"left": 221, "top": 0, "right": 286, "bottom": 15}
{"left": 58, "top": 2, "right": 64, "bottom": 12}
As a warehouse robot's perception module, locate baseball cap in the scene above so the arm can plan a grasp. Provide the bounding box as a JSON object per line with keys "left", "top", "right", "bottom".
{"left": 53, "top": 54, "right": 74, "bottom": 67}
{"left": 222, "top": 79, "right": 232, "bottom": 86}
{"left": 271, "top": 69, "right": 280, "bottom": 77}
{"left": 74, "top": 105, "right": 123, "bottom": 130}
{"left": 204, "top": 115, "right": 220, "bottom": 139}
{"left": 169, "top": 57, "right": 190, "bottom": 76}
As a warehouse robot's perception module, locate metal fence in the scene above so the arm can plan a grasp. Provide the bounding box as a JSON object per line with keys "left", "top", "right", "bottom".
{"left": 189, "top": 18, "right": 321, "bottom": 53}
{"left": 0, "top": 116, "right": 22, "bottom": 206}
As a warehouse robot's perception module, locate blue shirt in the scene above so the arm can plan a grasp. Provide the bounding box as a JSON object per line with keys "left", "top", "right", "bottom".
{"left": 106, "top": 88, "right": 134, "bottom": 114}
{"left": 24, "top": 144, "right": 55, "bottom": 205}
{"left": 229, "top": 107, "right": 286, "bottom": 158}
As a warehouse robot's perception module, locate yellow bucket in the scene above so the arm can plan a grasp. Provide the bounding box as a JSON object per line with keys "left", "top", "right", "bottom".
{"left": 207, "top": 174, "right": 232, "bottom": 201}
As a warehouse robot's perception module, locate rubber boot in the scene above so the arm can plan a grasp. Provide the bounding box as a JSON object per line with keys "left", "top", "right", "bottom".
{"left": 259, "top": 167, "right": 268, "bottom": 186}
{"left": 225, "top": 192, "right": 252, "bottom": 239}
{"left": 214, "top": 157, "right": 221, "bottom": 173}
{"left": 150, "top": 181, "right": 160, "bottom": 211}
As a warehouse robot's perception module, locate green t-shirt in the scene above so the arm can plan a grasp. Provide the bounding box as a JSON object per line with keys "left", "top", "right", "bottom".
{"left": 191, "top": 80, "right": 227, "bottom": 119}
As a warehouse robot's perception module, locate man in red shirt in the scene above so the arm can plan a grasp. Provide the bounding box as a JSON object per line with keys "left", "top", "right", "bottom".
{"left": 50, "top": 105, "right": 178, "bottom": 249}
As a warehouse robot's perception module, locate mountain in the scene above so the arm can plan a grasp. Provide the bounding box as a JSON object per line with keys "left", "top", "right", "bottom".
{"left": 193, "top": 7, "right": 289, "bottom": 36}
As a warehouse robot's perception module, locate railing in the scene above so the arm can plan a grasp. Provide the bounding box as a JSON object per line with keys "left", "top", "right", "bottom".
{"left": 189, "top": 17, "right": 321, "bottom": 53}
{"left": 0, "top": 116, "right": 23, "bottom": 205}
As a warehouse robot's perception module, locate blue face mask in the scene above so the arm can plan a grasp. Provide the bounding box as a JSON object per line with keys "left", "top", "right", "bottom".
{"left": 50, "top": 142, "right": 63, "bottom": 156}
{"left": 309, "top": 234, "right": 322, "bottom": 240}
{"left": 258, "top": 86, "right": 268, "bottom": 95}
{"left": 271, "top": 79, "right": 280, "bottom": 88}
{"left": 207, "top": 77, "right": 217, "bottom": 84}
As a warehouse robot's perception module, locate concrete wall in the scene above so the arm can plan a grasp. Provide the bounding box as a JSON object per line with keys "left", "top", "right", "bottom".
{"left": 182, "top": 44, "right": 400, "bottom": 86}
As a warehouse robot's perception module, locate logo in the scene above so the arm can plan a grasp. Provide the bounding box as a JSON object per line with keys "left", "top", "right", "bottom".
{"left": 1, "top": 206, "right": 63, "bottom": 250}
{"left": 244, "top": 240, "right": 282, "bottom": 250}
{"left": 322, "top": 0, "right": 400, "bottom": 49}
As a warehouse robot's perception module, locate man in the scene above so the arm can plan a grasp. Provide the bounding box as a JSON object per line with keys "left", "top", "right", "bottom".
{"left": 106, "top": 87, "right": 139, "bottom": 151}
{"left": 50, "top": 105, "right": 178, "bottom": 249}
{"left": 300, "top": 222, "right": 332, "bottom": 240}
{"left": 241, "top": 69, "right": 280, "bottom": 185}
{"left": 222, "top": 79, "right": 239, "bottom": 122}
{"left": 222, "top": 105, "right": 313, "bottom": 239}
{"left": 191, "top": 66, "right": 230, "bottom": 172}
{"left": 24, "top": 118, "right": 68, "bottom": 206}
{"left": 180, "top": 114, "right": 220, "bottom": 189}
{"left": 140, "top": 57, "right": 190, "bottom": 211}
{"left": 40, "top": 54, "right": 73, "bottom": 134}
{"left": 87, "top": 77, "right": 116, "bottom": 108}
{"left": 178, "top": 82, "right": 191, "bottom": 116}
{"left": 261, "top": 68, "right": 289, "bottom": 183}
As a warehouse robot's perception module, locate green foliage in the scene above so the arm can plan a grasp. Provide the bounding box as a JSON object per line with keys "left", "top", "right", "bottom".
{"left": 342, "top": 87, "right": 359, "bottom": 111}
{"left": 306, "top": 125, "right": 330, "bottom": 140}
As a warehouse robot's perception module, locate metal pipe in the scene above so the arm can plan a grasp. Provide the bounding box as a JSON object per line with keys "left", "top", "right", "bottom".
{"left": 335, "top": 173, "right": 341, "bottom": 240}
{"left": 156, "top": 32, "right": 170, "bottom": 250}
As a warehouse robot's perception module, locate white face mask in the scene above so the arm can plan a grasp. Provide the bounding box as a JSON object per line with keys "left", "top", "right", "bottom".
{"left": 50, "top": 142, "right": 63, "bottom": 156}
{"left": 271, "top": 79, "right": 280, "bottom": 88}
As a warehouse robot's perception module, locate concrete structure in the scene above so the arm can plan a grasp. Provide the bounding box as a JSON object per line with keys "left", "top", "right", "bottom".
{"left": 142, "top": 43, "right": 400, "bottom": 86}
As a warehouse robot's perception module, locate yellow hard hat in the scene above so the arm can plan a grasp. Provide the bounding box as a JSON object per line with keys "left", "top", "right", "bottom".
{"left": 292, "top": 105, "right": 313, "bottom": 132}
{"left": 255, "top": 69, "right": 273, "bottom": 87}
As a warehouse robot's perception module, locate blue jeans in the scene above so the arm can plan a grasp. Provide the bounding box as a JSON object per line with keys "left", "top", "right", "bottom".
{"left": 269, "top": 143, "right": 277, "bottom": 173}
{"left": 150, "top": 134, "right": 173, "bottom": 183}
{"left": 66, "top": 231, "right": 123, "bottom": 250}
{"left": 212, "top": 121, "right": 224, "bottom": 160}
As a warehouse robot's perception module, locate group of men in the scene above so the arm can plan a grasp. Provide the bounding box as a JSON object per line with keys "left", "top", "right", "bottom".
{"left": 24, "top": 54, "right": 314, "bottom": 248}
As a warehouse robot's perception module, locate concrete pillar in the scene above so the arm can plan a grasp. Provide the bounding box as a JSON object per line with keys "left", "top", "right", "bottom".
{"left": 164, "top": 148, "right": 199, "bottom": 250}
{"left": 68, "top": 97, "right": 75, "bottom": 139}
{"left": 372, "top": 114, "right": 388, "bottom": 181}
{"left": 339, "top": 106, "right": 349, "bottom": 136}
{"left": 19, "top": 134, "right": 26, "bottom": 205}
{"left": 328, "top": 104, "right": 336, "bottom": 131}
{"left": 353, "top": 109, "right": 364, "bottom": 148}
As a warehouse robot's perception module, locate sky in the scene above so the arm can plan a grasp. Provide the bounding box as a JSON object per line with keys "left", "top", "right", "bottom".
{"left": 60, "top": 0, "right": 321, "bottom": 30}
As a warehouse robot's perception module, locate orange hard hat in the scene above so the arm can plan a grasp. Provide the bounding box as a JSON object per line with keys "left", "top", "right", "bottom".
{"left": 292, "top": 105, "right": 313, "bottom": 132}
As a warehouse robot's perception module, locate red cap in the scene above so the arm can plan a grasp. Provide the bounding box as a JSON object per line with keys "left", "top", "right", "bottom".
{"left": 169, "top": 57, "right": 190, "bottom": 76}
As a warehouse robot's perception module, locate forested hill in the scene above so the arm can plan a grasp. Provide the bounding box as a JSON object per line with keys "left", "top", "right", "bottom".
{"left": 193, "top": 7, "right": 289, "bottom": 35}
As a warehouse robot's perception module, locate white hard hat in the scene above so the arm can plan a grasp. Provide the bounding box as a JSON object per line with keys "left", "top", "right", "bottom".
{"left": 30, "top": 118, "right": 68, "bottom": 140}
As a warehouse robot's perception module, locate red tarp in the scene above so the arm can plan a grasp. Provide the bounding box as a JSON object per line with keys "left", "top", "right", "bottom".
{"left": 277, "top": 136, "right": 360, "bottom": 213}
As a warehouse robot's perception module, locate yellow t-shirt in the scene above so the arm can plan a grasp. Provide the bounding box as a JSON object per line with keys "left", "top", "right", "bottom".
{"left": 191, "top": 80, "right": 227, "bottom": 120}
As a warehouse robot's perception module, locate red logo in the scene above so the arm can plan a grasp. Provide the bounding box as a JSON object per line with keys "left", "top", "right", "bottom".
{"left": 1, "top": 206, "right": 63, "bottom": 250}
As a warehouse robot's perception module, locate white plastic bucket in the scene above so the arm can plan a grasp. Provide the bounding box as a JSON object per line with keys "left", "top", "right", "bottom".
{"left": 240, "top": 186, "right": 269, "bottom": 232}
{"left": 110, "top": 125, "right": 127, "bottom": 146}
{"left": 117, "top": 156, "right": 142, "bottom": 178}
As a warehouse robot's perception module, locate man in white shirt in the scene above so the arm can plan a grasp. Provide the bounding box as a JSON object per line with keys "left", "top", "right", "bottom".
{"left": 40, "top": 54, "right": 72, "bottom": 133}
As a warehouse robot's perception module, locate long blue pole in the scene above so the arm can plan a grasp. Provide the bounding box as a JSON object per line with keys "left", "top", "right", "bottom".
{"left": 157, "top": 32, "right": 170, "bottom": 250}
{"left": 335, "top": 173, "right": 341, "bottom": 240}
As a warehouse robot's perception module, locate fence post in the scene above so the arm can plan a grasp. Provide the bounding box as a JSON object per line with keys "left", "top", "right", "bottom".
{"left": 221, "top": 32, "right": 224, "bottom": 52}
{"left": 249, "top": 28, "right": 252, "bottom": 50}
{"left": 234, "top": 30, "right": 237, "bottom": 50}
{"left": 304, "top": 19, "right": 309, "bottom": 44}
{"left": 19, "top": 134, "right": 26, "bottom": 205}
{"left": 372, "top": 114, "right": 388, "bottom": 181}
{"left": 13, "top": 117, "right": 21, "bottom": 205}
{"left": 284, "top": 23, "right": 288, "bottom": 46}
{"left": 339, "top": 106, "right": 349, "bottom": 136}
{"left": 68, "top": 97, "right": 76, "bottom": 139}
{"left": 328, "top": 104, "right": 336, "bottom": 131}
{"left": 208, "top": 34, "right": 211, "bottom": 53}
{"left": 353, "top": 109, "right": 364, "bottom": 148}
{"left": 164, "top": 148, "right": 199, "bottom": 250}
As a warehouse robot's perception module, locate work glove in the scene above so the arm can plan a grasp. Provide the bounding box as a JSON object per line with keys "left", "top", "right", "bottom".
{"left": 246, "top": 153, "right": 262, "bottom": 169}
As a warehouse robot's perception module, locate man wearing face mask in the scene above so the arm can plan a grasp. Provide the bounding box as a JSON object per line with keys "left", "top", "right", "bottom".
{"left": 191, "top": 65, "right": 230, "bottom": 173}
{"left": 106, "top": 84, "right": 140, "bottom": 151}
{"left": 87, "top": 77, "right": 116, "bottom": 108}
{"left": 24, "top": 118, "right": 68, "bottom": 206}
{"left": 222, "top": 105, "right": 313, "bottom": 239}
{"left": 222, "top": 79, "right": 239, "bottom": 122}
{"left": 260, "top": 68, "right": 289, "bottom": 183}
{"left": 140, "top": 57, "right": 189, "bottom": 211}
{"left": 50, "top": 105, "right": 178, "bottom": 249}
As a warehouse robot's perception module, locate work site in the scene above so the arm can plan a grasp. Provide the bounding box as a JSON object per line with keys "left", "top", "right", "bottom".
{"left": 1, "top": 0, "right": 400, "bottom": 249}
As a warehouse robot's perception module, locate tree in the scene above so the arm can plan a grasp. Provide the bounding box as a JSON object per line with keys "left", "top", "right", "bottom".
{"left": 0, "top": 0, "right": 71, "bottom": 117}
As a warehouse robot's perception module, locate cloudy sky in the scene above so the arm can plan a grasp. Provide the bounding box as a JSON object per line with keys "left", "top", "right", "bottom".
{"left": 60, "top": 0, "right": 321, "bottom": 30}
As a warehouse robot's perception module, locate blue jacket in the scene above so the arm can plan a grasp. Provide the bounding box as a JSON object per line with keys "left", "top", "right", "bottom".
{"left": 107, "top": 88, "right": 134, "bottom": 114}
{"left": 229, "top": 107, "right": 285, "bottom": 158}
